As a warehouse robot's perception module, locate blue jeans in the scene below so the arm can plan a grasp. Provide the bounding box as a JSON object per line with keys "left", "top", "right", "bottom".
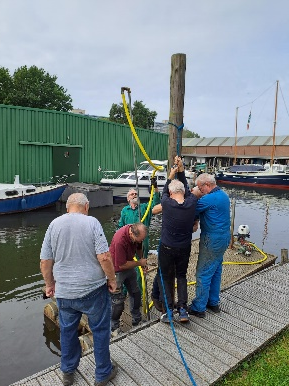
{"left": 56, "top": 284, "right": 112, "bottom": 382}
{"left": 190, "top": 233, "right": 230, "bottom": 312}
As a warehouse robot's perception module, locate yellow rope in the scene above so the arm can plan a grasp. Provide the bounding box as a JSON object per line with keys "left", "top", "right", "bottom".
{"left": 122, "top": 90, "right": 162, "bottom": 314}
{"left": 121, "top": 93, "right": 164, "bottom": 172}
{"left": 223, "top": 242, "right": 268, "bottom": 265}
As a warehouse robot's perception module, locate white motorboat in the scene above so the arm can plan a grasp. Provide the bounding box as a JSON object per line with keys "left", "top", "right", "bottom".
{"left": 100, "top": 160, "right": 194, "bottom": 200}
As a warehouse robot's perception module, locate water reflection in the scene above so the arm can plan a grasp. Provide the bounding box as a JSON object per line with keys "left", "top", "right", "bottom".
{"left": 43, "top": 316, "right": 61, "bottom": 356}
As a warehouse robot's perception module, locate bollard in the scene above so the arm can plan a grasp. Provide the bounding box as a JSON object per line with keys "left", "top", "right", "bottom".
{"left": 281, "top": 249, "right": 288, "bottom": 265}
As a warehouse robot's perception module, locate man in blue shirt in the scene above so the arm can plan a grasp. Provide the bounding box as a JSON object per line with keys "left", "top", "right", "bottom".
{"left": 188, "top": 173, "right": 231, "bottom": 317}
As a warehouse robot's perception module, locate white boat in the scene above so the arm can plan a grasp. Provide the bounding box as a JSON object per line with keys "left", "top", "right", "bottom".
{"left": 0, "top": 175, "right": 67, "bottom": 215}
{"left": 100, "top": 160, "right": 195, "bottom": 200}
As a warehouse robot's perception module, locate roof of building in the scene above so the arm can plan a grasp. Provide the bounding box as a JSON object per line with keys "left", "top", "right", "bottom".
{"left": 182, "top": 135, "right": 289, "bottom": 146}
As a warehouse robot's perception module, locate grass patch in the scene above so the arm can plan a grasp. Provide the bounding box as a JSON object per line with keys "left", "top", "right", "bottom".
{"left": 214, "top": 328, "right": 289, "bottom": 386}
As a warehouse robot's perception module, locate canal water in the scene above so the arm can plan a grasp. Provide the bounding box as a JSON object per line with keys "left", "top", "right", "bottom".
{"left": 1, "top": 186, "right": 289, "bottom": 386}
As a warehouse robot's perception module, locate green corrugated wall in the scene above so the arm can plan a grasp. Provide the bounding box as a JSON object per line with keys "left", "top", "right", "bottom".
{"left": 0, "top": 104, "right": 168, "bottom": 184}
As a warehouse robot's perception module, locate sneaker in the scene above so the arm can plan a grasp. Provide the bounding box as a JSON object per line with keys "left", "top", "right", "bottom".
{"left": 160, "top": 309, "right": 174, "bottom": 323}
{"left": 188, "top": 309, "right": 206, "bottom": 318}
{"left": 110, "top": 328, "right": 122, "bottom": 339}
{"left": 178, "top": 307, "right": 189, "bottom": 322}
{"left": 95, "top": 361, "right": 118, "bottom": 386}
{"left": 62, "top": 372, "right": 74, "bottom": 386}
{"left": 207, "top": 304, "right": 221, "bottom": 313}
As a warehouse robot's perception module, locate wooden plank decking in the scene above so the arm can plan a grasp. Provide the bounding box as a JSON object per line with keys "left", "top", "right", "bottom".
{"left": 11, "top": 262, "right": 289, "bottom": 386}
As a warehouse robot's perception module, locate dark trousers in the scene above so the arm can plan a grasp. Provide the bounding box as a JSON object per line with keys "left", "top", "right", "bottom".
{"left": 158, "top": 242, "right": 191, "bottom": 310}
{"left": 111, "top": 268, "right": 141, "bottom": 330}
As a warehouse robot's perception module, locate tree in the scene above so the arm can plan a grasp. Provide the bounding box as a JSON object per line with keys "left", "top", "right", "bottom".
{"left": 109, "top": 100, "right": 157, "bottom": 129}
{"left": 0, "top": 65, "right": 73, "bottom": 111}
{"left": 0, "top": 67, "right": 13, "bottom": 104}
{"left": 182, "top": 128, "right": 200, "bottom": 138}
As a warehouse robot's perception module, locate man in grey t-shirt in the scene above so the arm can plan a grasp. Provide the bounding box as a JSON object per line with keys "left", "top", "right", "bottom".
{"left": 40, "top": 193, "right": 118, "bottom": 386}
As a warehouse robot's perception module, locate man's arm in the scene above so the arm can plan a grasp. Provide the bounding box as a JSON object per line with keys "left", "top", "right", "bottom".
{"left": 119, "top": 258, "right": 147, "bottom": 270}
{"left": 151, "top": 189, "right": 161, "bottom": 207}
{"left": 97, "top": 251, "right": 117, "bottom": 292}
{"left": 152, "top": 203, "right": 162, "bottom": 215}
{"left": 40, "top": 259, "right": 55, "bottom": 298}
{"left": 162, "top": 164, "right": 178, "bottom": 199}
{"left": 117, "top": 208, "right": 126, "bottom": 229}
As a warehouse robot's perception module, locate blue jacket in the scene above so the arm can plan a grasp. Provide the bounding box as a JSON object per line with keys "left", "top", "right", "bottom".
{"left": 196, "top": 187, "right": 230, "bottom": 237}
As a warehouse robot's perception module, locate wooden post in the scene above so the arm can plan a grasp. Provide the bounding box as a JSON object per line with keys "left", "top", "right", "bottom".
{"left": 281, "top": 249, "right": 288, "bottom": 265}
{"left": 229, "top": 198, "right": 236, "bottom": 249}
{"left": 168, "top": 53, "right": 186, "bottom": 171}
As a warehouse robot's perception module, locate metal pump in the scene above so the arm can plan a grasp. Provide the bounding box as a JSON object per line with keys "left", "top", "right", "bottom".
{"left": 236, "top": 225, "right": 252, "bottom": 256}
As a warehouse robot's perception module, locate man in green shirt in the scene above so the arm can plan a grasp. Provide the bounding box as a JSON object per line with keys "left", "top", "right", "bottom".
{"left": 118, "top": 181, "right": 161, "bottom": 294}
{"left": 118, "top": 182, "right": 161, "bottom": 259}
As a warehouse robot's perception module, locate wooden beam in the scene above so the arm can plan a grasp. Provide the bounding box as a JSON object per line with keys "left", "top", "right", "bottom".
{"left": 168, "top": 53, "right": 186, "bottom": 171}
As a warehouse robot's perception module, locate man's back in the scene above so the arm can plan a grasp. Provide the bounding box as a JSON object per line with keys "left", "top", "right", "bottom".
{"left": 196, "top": 188, "right": 230, "bottom": 235}
{"left": 161, "top": 196, "right": 197, "bottom": 247}
{"left": 40, "top": 212, "right": 108, "bottom": 298}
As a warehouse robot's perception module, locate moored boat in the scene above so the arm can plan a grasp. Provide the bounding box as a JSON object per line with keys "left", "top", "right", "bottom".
{"left": 100, "top": 160, "right": 195, "bottom": 200}
{"left": 216, "top": 81, "right": 289, "bottom": 190}
{"left": 0, "top": 175, "right": 67, "bottom": 214}
{"left": 215, "top": 163, "right": 289, "bottom": 189}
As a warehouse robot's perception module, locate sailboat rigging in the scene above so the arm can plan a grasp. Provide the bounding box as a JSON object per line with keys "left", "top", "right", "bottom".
{"left": 216, "top": 80, "right": 289, "bottom": 190}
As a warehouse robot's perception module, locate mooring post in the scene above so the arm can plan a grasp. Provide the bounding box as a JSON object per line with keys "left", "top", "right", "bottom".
{"left": 168, "top": 53, "right": 186, "bottom": 171}
{"left": 281, "top": 249, "right": 288, "bottom": 265}
{"left": 229, "top": 198, "right": 236, "bottom": 249}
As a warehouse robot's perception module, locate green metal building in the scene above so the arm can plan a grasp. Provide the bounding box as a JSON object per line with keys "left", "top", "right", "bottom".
{"left": 0, "top": 104, "right": 168, "bottom": 184}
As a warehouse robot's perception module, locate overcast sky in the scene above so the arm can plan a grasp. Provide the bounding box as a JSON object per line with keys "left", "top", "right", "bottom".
{"left": 1, "top": 0, "right": 289, "bottom": 138}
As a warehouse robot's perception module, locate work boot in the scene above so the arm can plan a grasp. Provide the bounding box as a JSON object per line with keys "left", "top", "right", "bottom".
{"left": 62, "top": 372, "right": 74, "bottom": 386}
{"left": 207, "top": 304, "right": 221, "bottom": 313}
{"left": 188, "top": 309, "right": 206, "bottom": 318}
{"left": 95, "top": 361, "right": 118, "bottom": 386}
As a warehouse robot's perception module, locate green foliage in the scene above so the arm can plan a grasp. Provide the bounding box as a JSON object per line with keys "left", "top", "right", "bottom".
{"left": 109, "top": 100, "right": 157, "bottom": 129}
{"left": 0, "top": 65, "right": 73, "bottom": 111}
{"left": 0, "top": 67, "right": 13, "bottom": 104}
{"left": 182, "top": 128, "right": 200, "bottom": 138}
{"left": 215, "top": 328, "right": 289, "bottom": 386}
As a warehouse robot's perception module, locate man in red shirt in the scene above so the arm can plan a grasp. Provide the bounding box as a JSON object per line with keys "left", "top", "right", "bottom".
{"left": 110, "top": 223, "right": 147, "bottom": 335}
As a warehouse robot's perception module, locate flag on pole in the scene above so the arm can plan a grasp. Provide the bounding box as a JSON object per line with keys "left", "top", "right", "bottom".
{"left": 247, "top": 110, "right": 251, "bottom": 130}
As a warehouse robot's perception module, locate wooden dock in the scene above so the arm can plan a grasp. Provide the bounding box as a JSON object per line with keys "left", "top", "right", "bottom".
{"left": 11, "top": 260, "right": 288, "bottom": 386}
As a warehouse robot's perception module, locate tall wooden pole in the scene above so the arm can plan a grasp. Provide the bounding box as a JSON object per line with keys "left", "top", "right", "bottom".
{"left": 168, "top": 54, "right": 186, "bottom": 171}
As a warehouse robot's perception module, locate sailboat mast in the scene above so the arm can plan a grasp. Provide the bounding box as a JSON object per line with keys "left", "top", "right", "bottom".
{"left": 234, "top": 107, "right": 238, "bottom": 165}
{"left": 270, "top": 80, "right": 279, "bottom": 166}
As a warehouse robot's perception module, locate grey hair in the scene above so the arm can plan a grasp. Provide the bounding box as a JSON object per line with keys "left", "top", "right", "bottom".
{"left": 130, "top": 222, "right": 147, "bottom": 237}
{"left": 127, "top": 188, "right": 137, "bottom": 201}
{"left": 195, "top": 173, "right": 216, "bottom": 186}
{"left": 168, "top": 179, "right": 185, "bottom": 194}
{"left": 66, "top": 193, "right": 89, "bottom": 209}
